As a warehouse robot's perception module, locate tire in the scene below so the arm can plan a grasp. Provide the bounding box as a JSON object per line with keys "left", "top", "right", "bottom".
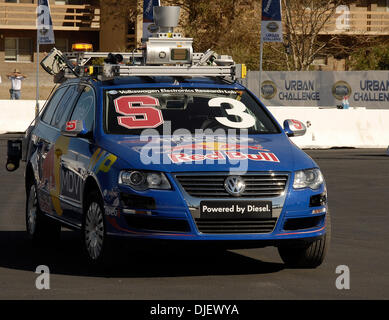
{"left": 82, "top": 190, "right": 111, "bottom": 265}
{"left": 278, "top": 212, "right": 331, "bottom": 268}
{"left": 26, "top": 182, "right": 61, "bottom": 243}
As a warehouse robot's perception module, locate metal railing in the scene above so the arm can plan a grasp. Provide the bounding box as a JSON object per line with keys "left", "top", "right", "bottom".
{"left": 0, "top": 3, "right": 100, "bottom": 31}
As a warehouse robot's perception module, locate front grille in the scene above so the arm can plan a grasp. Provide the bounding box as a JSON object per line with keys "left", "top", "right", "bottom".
{"left": 195, "top": 218, "right": 277, "bottom": 234}
{"left": 175, "top": 173, "right": 288, "bottom": 198}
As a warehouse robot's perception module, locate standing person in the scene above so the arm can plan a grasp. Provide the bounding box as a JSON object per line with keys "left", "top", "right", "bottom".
{"left": 7, "top": 69, "right": 27, "bottom": 100}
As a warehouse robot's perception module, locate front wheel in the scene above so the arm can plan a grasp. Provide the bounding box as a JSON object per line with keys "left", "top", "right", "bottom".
{"left": 82, "top": 191, "right": 111, "bottom": 265}
{"left": 278, "top": 212, "right": 331, "bottom": 268}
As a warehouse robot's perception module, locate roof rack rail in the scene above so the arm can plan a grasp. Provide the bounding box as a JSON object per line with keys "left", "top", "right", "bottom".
{"left": 54, "top": 51, "right": 246, "bottom": 83}
{"left": 102, "top": 64, "right": 245, "bottom": 80}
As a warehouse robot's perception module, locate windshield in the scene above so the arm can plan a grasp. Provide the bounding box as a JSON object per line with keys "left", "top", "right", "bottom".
{"left": 104, "top": 88, "right": 280, "bottom": 135}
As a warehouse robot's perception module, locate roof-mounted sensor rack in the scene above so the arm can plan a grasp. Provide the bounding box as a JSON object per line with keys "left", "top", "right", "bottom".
{"left": 40, "top": 6, "right": 247, "bottom": 82}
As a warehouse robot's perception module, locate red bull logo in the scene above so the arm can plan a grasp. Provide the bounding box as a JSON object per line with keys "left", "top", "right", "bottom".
{"left": 165, "top": 142, "right": 279, "bottom": 164}
{"left": 163, "top": 142, "right": 270, "bottom": 153}
{"left": 168, "top": 151, "right": 280, "bottom": 163}
{"left": 164, "top": 142, "right": 279, "bottom": 164}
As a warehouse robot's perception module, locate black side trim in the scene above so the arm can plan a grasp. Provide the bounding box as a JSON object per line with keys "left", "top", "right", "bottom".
{"left": 283, "top": 215, "right": 324, "bottom": 231}
{"left": 309, "top": 192, "right": 327, "bottom": 207}
{"left": 124, "top": 215, "right": 191, "bottom": 233}
{"left": 120, "top": 193, "right": 156, "bottom": 210}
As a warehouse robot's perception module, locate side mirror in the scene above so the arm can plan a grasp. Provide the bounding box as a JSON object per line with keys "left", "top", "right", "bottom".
{"left": 283, "top": 119, "right": 306, "bottom": 137}
{"left": 61, "top": 120, "right": 88, "bottom": 138}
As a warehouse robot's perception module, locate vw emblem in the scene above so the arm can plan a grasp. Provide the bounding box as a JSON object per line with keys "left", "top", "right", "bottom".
{"left": 224, "top": 176, "right": 246, "bottom": 197}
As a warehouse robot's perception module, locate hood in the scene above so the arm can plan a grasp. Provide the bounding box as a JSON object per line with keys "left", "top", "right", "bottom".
{"left": 98, "top": 134, "right": 316, "bottom": 173}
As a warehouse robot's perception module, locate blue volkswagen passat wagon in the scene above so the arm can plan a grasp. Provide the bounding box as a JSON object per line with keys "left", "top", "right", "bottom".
{"left": 20, "top": 76, "right": 329, "bottom": 267}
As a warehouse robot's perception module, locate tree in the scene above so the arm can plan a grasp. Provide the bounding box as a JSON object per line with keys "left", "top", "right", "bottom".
{"left": 349, "top": 41, "right": 389, "bottom": 70}
{"left": 281, "top": 0, "right": 352, "bottom": 71}
{"left": 101, "top": 0, "right": 140, "bottom": 24}
{"left": 162, "top": 0, "right": 356, "bottom": 71}
{"left": 100, "top": 0, "right": 141, "bottom": 50}
{"left": 128, "top": 0, "right": 378, "bottom": 71}
{"left": 162, "top": 0, "right": 263, "bottom": 70}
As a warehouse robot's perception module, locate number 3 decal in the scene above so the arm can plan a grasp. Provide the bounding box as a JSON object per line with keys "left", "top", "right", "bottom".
{"left": 114, "top": 96, "right": 164, "bottom": 129}
{"left": 208, "top": 97, "right": 256, "bottom": 129}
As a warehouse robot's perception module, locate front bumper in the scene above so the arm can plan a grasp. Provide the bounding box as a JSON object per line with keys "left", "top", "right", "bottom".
{"left": 104, "top": 172, "right": 328, "bottom": 243}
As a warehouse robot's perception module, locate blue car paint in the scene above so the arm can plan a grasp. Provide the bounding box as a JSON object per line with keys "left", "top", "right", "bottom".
{"left": 28, "top": 77, "right": 328, "bottom": 245}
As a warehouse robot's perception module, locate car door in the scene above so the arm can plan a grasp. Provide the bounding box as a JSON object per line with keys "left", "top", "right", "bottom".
{"left": 35, "top": 84, "right": 79, "bottom": 218}
{"left": 59, "top": 85, "right": 96, "bottom": 227}
{"left": 34, "top": 85, "right": 67, "bottom": 215}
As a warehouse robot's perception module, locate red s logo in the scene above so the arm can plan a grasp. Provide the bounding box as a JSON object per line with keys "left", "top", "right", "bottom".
{"left": 114, "top": 96, "right": 164, "bottom": 129}
{"left": 291, "top": 120, "right": 303, "bottom": 130}
{"left": 66, "top": 120, "right": 77, "bottom": 131}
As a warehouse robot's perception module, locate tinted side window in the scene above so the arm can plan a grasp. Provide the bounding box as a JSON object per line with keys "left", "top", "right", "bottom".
{"left": 69, "top": 86, "right": 95, "bottom": 132}
{"left": 51, "top": 85, "right": 79, "bottom": 129}
{"left": 41, "top": 86, "right": 67, "bottom": 124}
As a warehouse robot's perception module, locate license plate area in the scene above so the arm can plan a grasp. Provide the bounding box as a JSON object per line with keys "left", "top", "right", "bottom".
{"left": 200, "top": 201, "right": 272, "bottom": 219}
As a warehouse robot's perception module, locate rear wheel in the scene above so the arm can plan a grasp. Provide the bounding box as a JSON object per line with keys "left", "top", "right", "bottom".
{"left": 26, "top": 183, "right": 61, "bottom": 243}
{"left": 278, "top": 212, "right": 331, "bottom": 268}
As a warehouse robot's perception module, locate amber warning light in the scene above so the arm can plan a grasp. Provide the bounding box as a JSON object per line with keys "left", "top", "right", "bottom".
{"left": 72, "top": 43, "right": 93, "bottom": 52}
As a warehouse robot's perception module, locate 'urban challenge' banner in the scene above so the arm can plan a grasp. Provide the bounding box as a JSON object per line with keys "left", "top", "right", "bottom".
{"left": 143, "top": 0, "right": 160, "bottom": 41}
{"left": 244, "top": 71, "right": 389, "bottom": 109}
{"left": 261, "top": 0, "right": 283, "bottom": 42}
{"left": 37, "top": 0, "right": 55, "bottom": 44}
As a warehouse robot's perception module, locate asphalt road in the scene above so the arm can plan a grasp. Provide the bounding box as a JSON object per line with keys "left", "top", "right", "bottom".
{"left": 0, "top": 138, "right": 388, "bottom": 300}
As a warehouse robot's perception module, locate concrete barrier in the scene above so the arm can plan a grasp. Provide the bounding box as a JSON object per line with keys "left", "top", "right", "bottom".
{"left": 268, "top": 107, "right": 389, "bottom": 149}
{"left": 0, "top": 100, "right": 45, "bottom": 134}
{"left": 0, "top": 100, "right": 388, "bottom": 149}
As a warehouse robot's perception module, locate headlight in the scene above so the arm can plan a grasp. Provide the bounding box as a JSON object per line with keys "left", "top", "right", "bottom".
{"left": 293, "top": 168, "right": 324, "bottom": 190}
{"left": 119, "top": 170, "right": 171, "bottom": 191}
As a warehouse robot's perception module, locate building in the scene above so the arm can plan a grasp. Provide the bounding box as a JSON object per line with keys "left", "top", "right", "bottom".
{"left": 313, "top": 0, "right": 389, "bottom": 70}
{"left": 0, "top": 0, "right": 388, "bottom": 99}
{"left": 0, "top": 0, "right": 141, "bottom": 99}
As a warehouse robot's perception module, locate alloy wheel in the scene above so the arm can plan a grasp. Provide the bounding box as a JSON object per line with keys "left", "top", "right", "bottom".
{"left": 27, "top": 185, "right": 38, "bottom": 236}
{"left": 84, "top": 202, "right": 105, "bottom": 260}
